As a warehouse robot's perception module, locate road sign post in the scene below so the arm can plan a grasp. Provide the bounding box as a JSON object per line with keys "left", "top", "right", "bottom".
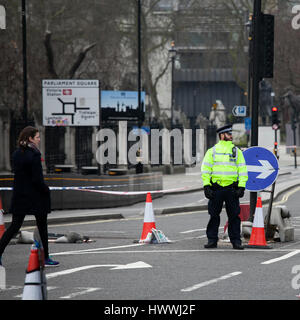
{"left": 265, "top": 129, "right": 279, "bottom": 239}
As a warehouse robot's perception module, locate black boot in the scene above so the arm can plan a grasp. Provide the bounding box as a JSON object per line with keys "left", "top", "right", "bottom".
{"left": 232, "top": 243, "right": 244, "bottom": 250}
{"left": 204, "top": 241, "right": 217, "bottom": 248}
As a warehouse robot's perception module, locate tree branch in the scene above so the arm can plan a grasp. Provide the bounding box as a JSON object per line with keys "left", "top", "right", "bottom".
{"left": 44, "top": 31, "right": 58, "bottom": 78}
{"left": 69, "top": 43, "right": 97, "bottom": 79}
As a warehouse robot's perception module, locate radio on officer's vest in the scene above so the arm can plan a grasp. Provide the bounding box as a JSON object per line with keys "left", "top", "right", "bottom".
{"left": 232, "top": 146, "right": 237, "bottom": 159}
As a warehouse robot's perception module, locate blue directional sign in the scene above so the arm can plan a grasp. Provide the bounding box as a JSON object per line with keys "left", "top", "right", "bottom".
{"left": 232, "top": 105, "right": 246, "bottom": 117}
{"left": 243, "top": 147, "right": 279, "bottom": 191}
{"left": 244, "top": 117, "right": 251, "bottom": 131}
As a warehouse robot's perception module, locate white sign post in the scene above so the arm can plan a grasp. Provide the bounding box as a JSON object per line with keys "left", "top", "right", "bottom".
{"left": 42, "top": 79, "right": 100, "bottom": 126}
{"left": 0, "top": 5, "right": 5, "bottom": 30}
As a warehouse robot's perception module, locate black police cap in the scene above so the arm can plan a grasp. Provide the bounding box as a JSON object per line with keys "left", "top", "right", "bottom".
{"left": 216, "top": 124, "right": 232, "bottom": 134}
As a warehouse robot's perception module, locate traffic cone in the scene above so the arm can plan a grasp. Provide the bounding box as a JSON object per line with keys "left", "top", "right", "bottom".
{"left": 222, "top": 221, "right": 230, "bottom": 241}
{"left": 33, "top": 228, "right": 47, "bottom": 299}
{"left": 139, "top": 193, "right": 156, "bottom": 243}
{"left": 22, "top": 244, "right": 46, "bottom": 300}
{"left": 0, "top": 197, "right": 5, "bottom": 240}
{"left": 246, "top": 197, "right": 271, "bottom": 249}
{"left": 0, "top": 265, "right": 5, "bottom": 290}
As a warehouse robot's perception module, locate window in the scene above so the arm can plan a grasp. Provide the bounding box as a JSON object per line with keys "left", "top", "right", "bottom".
{"left": 180, "top": 52, "right": 204, "bottom": 69}
{"left": 153, "top": 0, "right": 173, "bottom": 12}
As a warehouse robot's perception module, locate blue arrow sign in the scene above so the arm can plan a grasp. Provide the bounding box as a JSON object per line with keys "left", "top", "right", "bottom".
{"left": 243, "top": 147, "right": 279, "bottom": 191}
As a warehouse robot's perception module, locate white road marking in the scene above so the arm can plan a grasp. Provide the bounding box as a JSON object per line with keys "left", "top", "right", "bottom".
{"left": 0, "top": 286, "right": 22, "bottom": 291}
{"left": 46, "top": 261, "right": 152, "bottom": 279}
{"left": 60, "top": 287, "right": 101, "bottom": 299}
{"left": 180, "top": 227, "right": 223, "bottom": 234}
{"left": 48, "top": 248, "right": 300, "bottom": 256}
{"left": 181, "top": 271, "right": 242, "bottom": 292}
{"left": 51, "top": 243, "right": 144, "bottom": 256}
{"left": 180, "top": 228, "right": 206, "bottom": 234}
{"left": 13, "top": 286, "right": 100, "bottom": 299}
{"left": 261, "top": 250, "right": 300, "bottom": 265}
{"left": 14, "top": 286, "right": 58, "bottom": 298}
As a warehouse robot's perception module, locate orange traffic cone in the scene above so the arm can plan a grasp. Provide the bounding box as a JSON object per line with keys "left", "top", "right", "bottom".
{"left": 0, "top": 197, "right": 5, "bottom": 240}
{"left": 139, "top": 193, "right": 156, "bottom": 243}
{"left": 22, "top": 244, "right": 46, "bottom": 300}
{"left": 246, "top": 197, "right": 271, "bottom": 249}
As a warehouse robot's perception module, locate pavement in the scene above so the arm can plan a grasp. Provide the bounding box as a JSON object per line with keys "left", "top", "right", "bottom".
{"left": 3, "top": 144, "right": 300, "bottom": 227}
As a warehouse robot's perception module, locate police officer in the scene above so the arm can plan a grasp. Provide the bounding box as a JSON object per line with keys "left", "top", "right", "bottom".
{"left": 201, "top": 124, "right": 248, "bottom": 250}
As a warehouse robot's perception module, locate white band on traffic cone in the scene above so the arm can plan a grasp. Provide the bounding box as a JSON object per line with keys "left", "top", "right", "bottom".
{"left": 22, "top": 270, "right": 43, "bottom": 300}
{"left": 140, "top": 193, "right": 156, "bottom": 242}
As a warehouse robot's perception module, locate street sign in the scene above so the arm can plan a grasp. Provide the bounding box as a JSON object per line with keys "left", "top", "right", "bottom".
{"left": 245, "top": 117, "right": 251, "bottom": 131}
{"left": 243, "top": 146, "right": 279, "bottom": 191}
{"left": 101, "top": 90, "right": 146, "bottom": 121}
{"left": 232, "top": 105, "right": 247, "bottom": 117}
{"left": 42, "top": 79, "right": 100, "bottom": 126}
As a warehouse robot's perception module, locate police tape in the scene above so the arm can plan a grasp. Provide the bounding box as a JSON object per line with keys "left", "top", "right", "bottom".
{"left": 78, "top": 186, "right": 190, "bottom": 195}
{"left": 0, "top": 185, "right": 190, "bottom": 195}
{"left": 0, "top": 181, "right": 161, "bottom": 192}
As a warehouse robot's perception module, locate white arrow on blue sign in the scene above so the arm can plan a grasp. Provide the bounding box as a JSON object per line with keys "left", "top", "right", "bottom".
{"left": 243, "top": 147, "right": 279, "bottom": 191}
{"left": 232, "top": 105, "right": 246, "bottom": 117}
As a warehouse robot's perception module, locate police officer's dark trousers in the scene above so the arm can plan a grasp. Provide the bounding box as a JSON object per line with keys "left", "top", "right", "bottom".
{"left": 207, "top": 187, "right": 241, "bottom": 245}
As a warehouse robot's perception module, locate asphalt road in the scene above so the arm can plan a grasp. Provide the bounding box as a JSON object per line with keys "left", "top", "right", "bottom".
{"left": 1, "top": 184, "right": 300, "bottom": 303}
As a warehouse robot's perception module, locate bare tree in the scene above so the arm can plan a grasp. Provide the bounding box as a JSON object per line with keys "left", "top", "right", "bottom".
{"left": 0, "top": 1, "right": 23, "bottom": 117}
{"left": 0, "top": 0, "right": 127, "bottom": 124}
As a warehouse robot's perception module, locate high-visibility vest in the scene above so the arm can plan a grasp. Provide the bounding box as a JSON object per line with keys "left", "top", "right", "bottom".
{"left": 201, "top": 140, "right": 248, "bottom": 187}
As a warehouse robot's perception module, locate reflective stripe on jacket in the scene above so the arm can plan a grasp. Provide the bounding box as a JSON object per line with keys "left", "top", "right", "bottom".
{"left": 201, "top": 140, "right": 248, "bottom": 187}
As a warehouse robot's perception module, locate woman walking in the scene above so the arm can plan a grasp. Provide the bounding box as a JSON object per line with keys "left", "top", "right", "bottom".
{"left": 0, "top": 126, "right": 59, "bottom": 267}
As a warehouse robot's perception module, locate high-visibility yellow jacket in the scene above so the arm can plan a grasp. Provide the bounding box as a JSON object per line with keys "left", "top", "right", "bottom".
{"left": 201, "top": 140, "right": 248, "bottom": 187}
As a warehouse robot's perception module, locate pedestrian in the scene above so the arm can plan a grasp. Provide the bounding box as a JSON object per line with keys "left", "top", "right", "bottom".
{"left": 0, "top": 126, "right": 59, "bottom": 267}
{"left": 136, "top": 148, "right": 143, "bottom": 174}
{"left": 201, "top": 124, "right": 248, "bottom": 250}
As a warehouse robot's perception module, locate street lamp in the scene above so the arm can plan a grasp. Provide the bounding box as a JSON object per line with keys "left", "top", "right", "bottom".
{"left": 291, "top": 107, "right": 298, "bottom": 169}
{"left": 137, "top": 0, "right": 142, "bottom": 128}
{"left": 168, "top": 41, "right": 177, "bottom": 128}
{"left": 22, "top": 0, "right": 28, "bottom": 125}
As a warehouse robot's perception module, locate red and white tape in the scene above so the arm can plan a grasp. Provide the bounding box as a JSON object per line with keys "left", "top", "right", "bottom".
{"left": 79, "top": 186, "right": 190, "bottom": 196}
{"left": 0, "top": 186, "right": 191, "bottom": 195}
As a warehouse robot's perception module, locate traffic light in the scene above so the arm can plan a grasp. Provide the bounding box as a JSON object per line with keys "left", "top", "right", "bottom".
{"left": 258, "top": 14, "right": 274, "bottom": 79}
{"left": 271, "top": 106, "right": 279, "bottom": 129}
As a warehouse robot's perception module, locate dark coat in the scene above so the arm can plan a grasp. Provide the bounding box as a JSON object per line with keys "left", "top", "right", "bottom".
{"left": 9, "top": 146, "right": 51, "bottom": 215}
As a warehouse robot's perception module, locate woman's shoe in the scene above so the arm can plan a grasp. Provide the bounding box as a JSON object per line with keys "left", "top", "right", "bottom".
{"left": 44, "top": 257, "right": 60, "bottom": 267}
